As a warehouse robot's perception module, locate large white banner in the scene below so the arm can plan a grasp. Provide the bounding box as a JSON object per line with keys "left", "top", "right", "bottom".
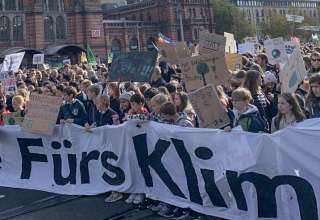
{"left": 0, "top": 120, "right": 320, "bottom": 220}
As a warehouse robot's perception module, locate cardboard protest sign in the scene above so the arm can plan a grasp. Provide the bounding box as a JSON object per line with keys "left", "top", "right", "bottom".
{"left": 224, "top": 32, "right": 237, "bottom": 54}
{"left": 279, "top": 48, "right": 307, "bottom": 93}
{"left": 284, "top": 41, "right": 299, "bottom": 56}
{"left": 0, "top": 71, "right": 16, "bottom": 93}
{"left": 180, "top": 52, "right": 231, "bottom": 91}
{"left": 238, "top": 42, "right": 256, "bottom": 55}
{"left": 199, "top": 31, "right": 225, "bottom": 54}
{"left": 109, "top": 51, "right": 157, "bottom": 82}
{"left": 1, "top": 52, "right": 25, "bottom": 73}
{"left": 158, "top": 42, "right": 190, "bottom": 64}
{"left": 33, "top": 54, "right": 45, "bottom": 65}
{"left": 244, "top": 36, "right": 258, "bottom": 44}
{"left": 175, "top": 42, "right": 191, "bottom": 59}
{"left": 225, "top": 53, "right": 242, "bottom": 71}
{"left": 3, "top": 113, "right": 24, "bottom": 125}
{"left": 22, "top": 95, "right": 62, "bottom": 135}
{"left": 188, "top": 85, "right": 229, "bottom": 128}
{"left": 264, "top": 37, "right": 288, "bottom": 65}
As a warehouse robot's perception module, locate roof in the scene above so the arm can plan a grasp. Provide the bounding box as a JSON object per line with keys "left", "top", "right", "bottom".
{"left": 0, "top": 47, "right": 42, "bottom": 59}
{"left": 44, "top": 44, "right": 86, "bottom": 55}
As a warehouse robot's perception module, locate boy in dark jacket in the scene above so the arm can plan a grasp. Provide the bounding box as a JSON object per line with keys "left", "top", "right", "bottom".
{"left": 57, "top": 86, "right": 88, "bottom": 126}
{"left": 225, "top": 88, "right": 267, "bottom": 133}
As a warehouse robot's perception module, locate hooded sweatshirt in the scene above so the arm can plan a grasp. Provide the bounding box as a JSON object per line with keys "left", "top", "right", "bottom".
{"left": 231, "top": 104, "right": 267, "bottom": 133}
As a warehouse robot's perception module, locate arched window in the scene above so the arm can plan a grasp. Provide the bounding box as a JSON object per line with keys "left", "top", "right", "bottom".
{"left": 13, "top": 16, "right": 23, "bottom": 41}
{"left": 111, "top": 39, "right": 122, "bottom": 54}
{"left": 147, "top": 37, "right": 156, "bottom": 51}
{"left": 0, "top": 16, "right": 10, "bottom": 41}
{"left": 4, "top": 0, "right": 16, "bottom": 10}
{"left": 56, "top": 16, "right": 65, "bottom": 39}
{"left": 129, "top": 37, "right": 139, "bottom": 51}
{"left": 44, "top": 16, "right": 54, "bottom": 41}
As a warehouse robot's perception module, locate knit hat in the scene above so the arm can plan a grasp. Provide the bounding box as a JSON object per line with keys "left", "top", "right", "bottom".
{"left": 263, "top": 71, "right": 277, "bottom": 84}
{"left": 119, "top": 91, "right": 134, "bottom": 102}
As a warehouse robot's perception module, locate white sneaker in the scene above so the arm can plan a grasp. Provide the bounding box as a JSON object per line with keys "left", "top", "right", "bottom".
{"left": 133, "top": 193, "right": 145, "bottom": 205}
{"left": 104, "top": 192, "right": 123, "bottom": 203}
{"left": 125, "top": 194, "right": 135, "bottom": 204}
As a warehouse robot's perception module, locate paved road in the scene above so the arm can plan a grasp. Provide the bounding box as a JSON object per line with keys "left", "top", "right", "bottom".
{"left": 0, "top": 187, "right": 168, "bottom": 220}
{"left": 0, "top": 187, "right": 222, "bottom": 220}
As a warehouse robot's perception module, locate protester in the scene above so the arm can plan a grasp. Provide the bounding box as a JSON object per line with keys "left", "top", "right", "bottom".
{"left": 271, "top": 93, "right": 305, "bottom": 132}
{"left": 11, "top": 95, "right": 25, "bottom": 117}
{"left": 160, "top": 102, "right": 193, "bottom": 127}
{"left": 242, "top": 70, "right": 271, "bottom": 128}
{"left": 225, "top": 87, "right": 267, "bottom": 133}
{"left": 57, "top": 86, "right": 87, "bottom": 126}
{"left": 308, "top": 52, "right": 320, "bottom": 77}
{"left": 118, "top": 91, "right": 134, "bottom": 122}
{"left": 85, "top": 85, "right": 100, "bottom": 128}
{"left": 306, "top": 73, "right": 320, "bottom": 118}
{"left": 107, "top": 82, "right": 121, "bottom": 115}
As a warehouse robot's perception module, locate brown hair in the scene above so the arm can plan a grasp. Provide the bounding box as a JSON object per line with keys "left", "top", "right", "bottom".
{"left": 274, "top": 93, "right": 305, "bottom": 130}
{"left": 306, "top": 73, "right": 320, "bottom": 106}
{"left": 108, "top": 82, "right": 120, "bottom": 98}
{"left": 242, "top": 70, "right": 262, "bottom": 95}
{"left": 231, "top": 87, "right": 252, "bottom": 101}
{"left": 175, "top": 91, "right": 189, "bottom": 113}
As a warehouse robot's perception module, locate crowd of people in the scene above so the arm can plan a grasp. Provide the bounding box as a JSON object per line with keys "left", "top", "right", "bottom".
{"left": 0, "top": 40, "right": 320, "bottom": 219}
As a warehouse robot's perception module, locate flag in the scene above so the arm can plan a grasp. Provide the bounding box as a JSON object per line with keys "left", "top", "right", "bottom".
{"left": 107, "top": 53, "right": 113, "bottom": 64}
{"left": 158, "top": 32, "right": 173, "bottom": 44}
{"left": 86, "top": 44, "right": 97, "bottom": 66}
{"left": 312, "top": 34, "right": 319, "bottom": 41}
{"left": 80, "top": 52, "right": 87, "bottom": 63}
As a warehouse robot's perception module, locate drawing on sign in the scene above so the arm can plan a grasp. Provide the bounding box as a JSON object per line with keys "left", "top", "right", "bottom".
{"left": 197, "top": 63, "right": 210, "bottom": 86}
{"left": 180, "top": 52, "right": 231, "bottom": 91}
{"left": 264, "top": 38, "right": 287, "bottom": 64}
{"left": 279, "top": 48, "right": 307, "bottom": 93}
{"left": 272, "top": 49, "right": 281, "bottom": 59}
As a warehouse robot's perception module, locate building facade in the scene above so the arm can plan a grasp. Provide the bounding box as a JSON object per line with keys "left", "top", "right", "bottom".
{"left": 0, "top": 0, "right": 105, "bottom": 63}
{"left": 103, "top": 0, "right": 214, "bottom": 54}
{"left": 234, "top": 0, "right": 320, "bottom": 25}
{"left": 0, "top": 0, "right": 214, "bottom": 64}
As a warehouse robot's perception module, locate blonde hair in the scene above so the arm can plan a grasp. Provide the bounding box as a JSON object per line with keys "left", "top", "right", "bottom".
{"left": 97, "top": 95, "right": 110, "bottom": 107}
{"left": 151, "top": 94, "right": 169, "bottom": 106}
{"left": 81, "top": 79, "right": 92, "bottom": 89}
{"left": 17, "top": 88, "right": 29, "bottom": 101}
{"left": 231, "top": 87, "right": 252, "bottom": 101}
{"left": 12, "top": 95, "right": 25, "bottom": 106}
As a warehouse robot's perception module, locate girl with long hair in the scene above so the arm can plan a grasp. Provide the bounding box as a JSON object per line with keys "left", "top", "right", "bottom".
{"left": 271, "top": 93, "right": 305, "bottom": 132}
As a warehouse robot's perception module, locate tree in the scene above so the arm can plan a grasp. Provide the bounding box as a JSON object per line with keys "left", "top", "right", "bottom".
{"left": 261, "top": 11, "right": 290, "bottom": 38}
{"left": 196, "top": 63, "right": 209, "bottom": 86}
{"left": 211, "top": 0, "right": 255, "bottom": 41}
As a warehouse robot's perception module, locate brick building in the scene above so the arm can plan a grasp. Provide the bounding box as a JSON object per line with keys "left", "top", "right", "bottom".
{"left": 0, "top": 0, "right": 105, "bottom": 65}
{"left": 0, "top": 0, "right": 214, "bottom": 65}
{"left": 103, "top": 0, "right": 214, "bottom": 54}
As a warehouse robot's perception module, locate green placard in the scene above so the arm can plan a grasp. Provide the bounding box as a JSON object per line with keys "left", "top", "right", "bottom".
{"left": 109, "top": 51, "right": 158, "bottom": 82}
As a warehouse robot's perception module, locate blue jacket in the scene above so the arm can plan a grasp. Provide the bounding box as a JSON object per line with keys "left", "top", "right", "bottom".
{"left": 228, "top": 104, "right": 268, "bottom": 133}
{"left": 57, "top": 99, "right": 88, "bottom": 126}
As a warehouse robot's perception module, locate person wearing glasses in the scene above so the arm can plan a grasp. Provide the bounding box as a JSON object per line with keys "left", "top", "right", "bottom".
{"left": 306, "top": 73, "right": 320, "bottom": 118}
{"left": 308, "top": 52, "right": 320, "bottom": 78}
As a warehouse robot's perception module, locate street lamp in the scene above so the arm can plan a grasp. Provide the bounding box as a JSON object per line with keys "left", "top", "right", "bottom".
{"left": 176, "top": 0, "right": 185, "bottom": 42}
